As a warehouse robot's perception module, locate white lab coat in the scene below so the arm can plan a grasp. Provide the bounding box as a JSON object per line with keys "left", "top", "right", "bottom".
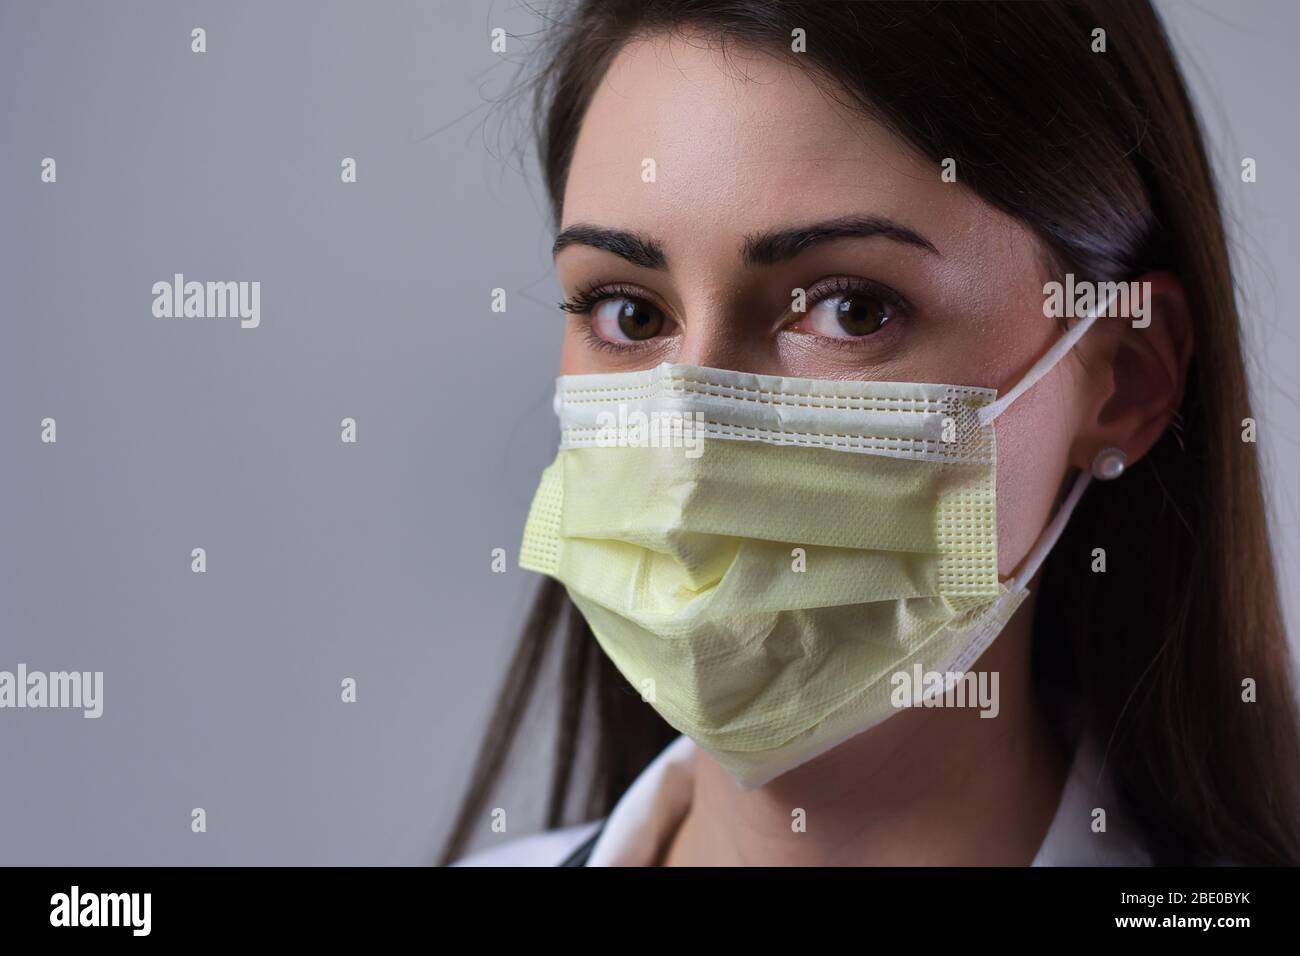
{"left": 452, "top": 732, "right": 1152, "bottom": 866}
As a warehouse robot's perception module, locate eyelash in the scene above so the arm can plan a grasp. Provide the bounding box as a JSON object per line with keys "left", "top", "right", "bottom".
{"left": 558, "top": 282, "right": 646, "bottom": 317}
{"left": 556, "top": 277, "right": 913, "bottom": 351}
{"left": 578, "top": 322, "right": 643, "bottom": 354}
{"left": 802, "top": 275, "right": 911, "bottom": 318}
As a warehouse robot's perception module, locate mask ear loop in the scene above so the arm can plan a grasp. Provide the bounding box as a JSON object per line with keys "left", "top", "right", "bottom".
{"left": 976, "top": 286, "right": 1119, "bottom": 429}
{"left": 975, "top": 288, "right": 1122, "bottom": 590}
{"left": 1007, "top": 469, "right": 1092, "bottom": 590}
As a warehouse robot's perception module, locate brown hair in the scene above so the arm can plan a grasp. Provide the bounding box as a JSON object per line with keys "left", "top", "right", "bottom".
{"left": 439, "top": 0, "right": 1300, "bottom": 865}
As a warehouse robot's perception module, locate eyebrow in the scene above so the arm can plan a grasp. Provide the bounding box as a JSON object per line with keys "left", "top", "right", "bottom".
{"left": 551, "top": 214, "right": 939, "bottom": 269}
{"left": 551, "top": 224, "right": 667, "bottom": 269}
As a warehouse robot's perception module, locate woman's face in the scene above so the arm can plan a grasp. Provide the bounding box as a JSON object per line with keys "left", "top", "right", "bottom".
{"left": 554, "top": 31, "right": 1103, "bottom": 576}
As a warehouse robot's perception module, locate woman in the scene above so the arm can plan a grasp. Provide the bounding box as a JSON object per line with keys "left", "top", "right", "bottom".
{"left": 440, "top": 0, "right": 1300, "bottom": 866}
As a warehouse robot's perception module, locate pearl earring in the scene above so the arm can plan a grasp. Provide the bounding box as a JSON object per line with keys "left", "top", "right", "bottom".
{"left": 1091, "top": 447, "right": 1127, "bottom": 480}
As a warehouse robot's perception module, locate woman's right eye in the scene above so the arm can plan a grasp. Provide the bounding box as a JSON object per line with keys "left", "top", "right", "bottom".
{"left": 591, "top": 296, "right": 666, "bottom": 343}
{"left": 560, "top": 285, "right": 673, "bottom": 347}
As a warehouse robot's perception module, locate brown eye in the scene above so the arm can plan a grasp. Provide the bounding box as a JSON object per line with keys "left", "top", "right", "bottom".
{"left": 796, "top": 289, "right": 896, "bottom": 339}
{"left": 832, "top": 295, "right": 890, "bottom": 336}
{"left": 594, "top": 297, "right": 666, "bottom": 342}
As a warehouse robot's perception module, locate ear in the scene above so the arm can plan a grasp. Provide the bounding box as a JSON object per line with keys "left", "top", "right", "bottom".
{"left": 1068, "top": 271, "right": 1194, "bottom": 472}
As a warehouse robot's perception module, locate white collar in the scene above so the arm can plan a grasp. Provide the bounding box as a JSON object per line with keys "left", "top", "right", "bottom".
{"left": 585, "top": 733, "right": 1151, "bottom": 866}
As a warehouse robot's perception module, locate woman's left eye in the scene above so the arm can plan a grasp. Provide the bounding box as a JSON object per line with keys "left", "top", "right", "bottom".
{"left": 790, "top": 281, "right": 902, "bottom": 339}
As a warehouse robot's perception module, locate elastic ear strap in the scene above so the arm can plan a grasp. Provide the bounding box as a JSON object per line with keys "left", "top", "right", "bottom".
{"left": 975, "top": 288, "right": 1119, "bottom": 428}
{"left": 1009, "top": 468, "right": 1091, "bottom": 590}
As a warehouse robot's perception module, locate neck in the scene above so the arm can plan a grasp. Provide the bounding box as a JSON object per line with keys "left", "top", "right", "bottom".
{"left": 659, "top": 595, "right": 1070, "bottom": 866}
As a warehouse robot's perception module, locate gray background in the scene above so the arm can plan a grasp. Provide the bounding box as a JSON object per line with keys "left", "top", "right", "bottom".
{"left": 0, "top": 0, "right": 1296, "bottom": 864}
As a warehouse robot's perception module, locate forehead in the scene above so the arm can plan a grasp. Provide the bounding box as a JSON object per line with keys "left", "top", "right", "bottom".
{"left": 560, "top": 30, "right": 1008, "bottom": 258}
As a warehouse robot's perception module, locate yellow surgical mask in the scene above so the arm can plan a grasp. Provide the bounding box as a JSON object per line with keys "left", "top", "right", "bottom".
{"left": 520, "top": 304, "right": 1107, "bottom": 789}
